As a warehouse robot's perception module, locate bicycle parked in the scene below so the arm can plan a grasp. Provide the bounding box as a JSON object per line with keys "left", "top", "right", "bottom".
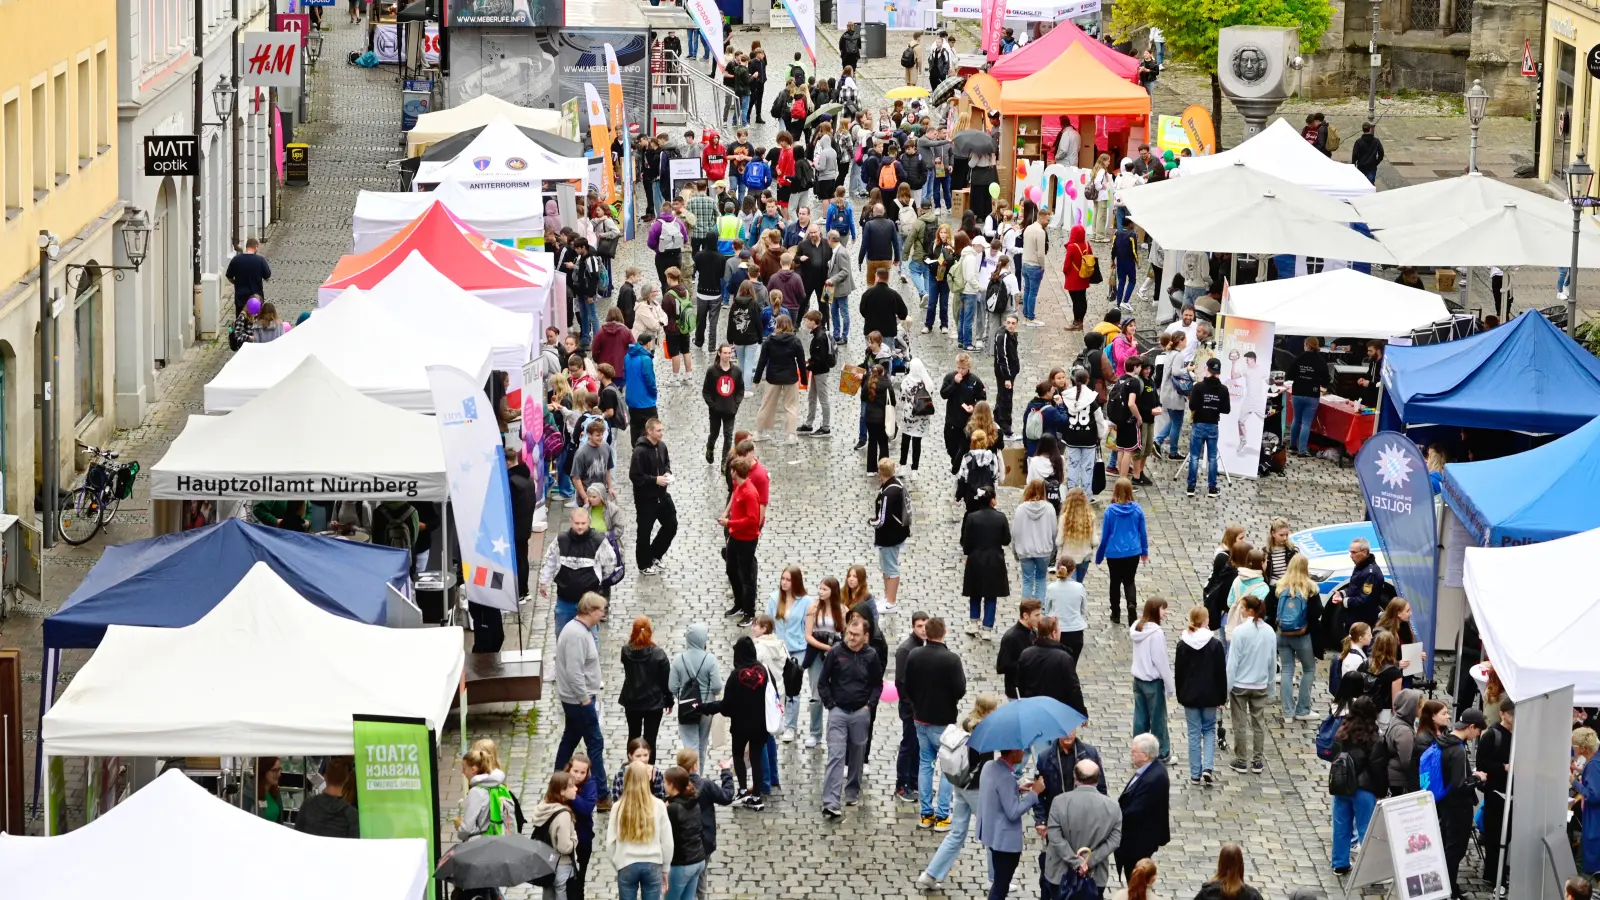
{"left": 57, "top": 444, "right": 138, "bottom": 546}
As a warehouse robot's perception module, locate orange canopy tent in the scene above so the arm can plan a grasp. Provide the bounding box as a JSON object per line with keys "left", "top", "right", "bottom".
{"left": 998, "top": 43, "right": 1153, "bottom": 117}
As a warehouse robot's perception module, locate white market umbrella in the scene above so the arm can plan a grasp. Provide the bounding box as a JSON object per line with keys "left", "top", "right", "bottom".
{"left": 1351, "top": 172, "right": 1574, "bottom": 230}
{"left": 1125, "top": 191, "right": 1393, "bottom": 263}
{"left": 1373, "top": 202, "right": 1600, "bottom": 268}
{"left": 1118, "top": 160, "right": 1361, "bottom": 224}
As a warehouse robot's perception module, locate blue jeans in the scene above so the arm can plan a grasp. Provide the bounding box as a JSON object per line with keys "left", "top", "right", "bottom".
{"left": 686, "top": 29, "right": 703, "bottom": 58}
{"left": 666, "top": 861, "right": 705, "bottom": 900}
{"left": 1154, "top": 408, "right": 1185, "bottom": 454}
{"left": 925, "top": 281, "right": 949, "bottom": 329}
{"left": 650, "top": 182, "right": 663, "bottom": 217}
{"left": 908, "top": 260, "right": 931, "bottom": 300}
{"left": 1073, "top": 559, "right": 1090, "bottom": 583}
{"left": 1290, "top": 394, "right": 1319, "bottom": 453}
{"left": 1278, "top": 632, "right": 1316, "bottom": 717}
{"left": 1114, "top": 270, "right": 1136, "bottom": 306}
{"left": 1184, "top": 706, "right": 1217, "bottom": 779}
{"left": 1019, "top": 557, "right": 1050, "bottom": 600}
{"left": 1021, "top": 264, "right": 1044, "bottom": 320}
{"left": 550, "top": 447, "right": 574, "bottom": 498}
{"left": 932, "top": 174, "right": 953, "bottom": 209}
{"left": 760, "top": 733, "right": 780, "bottom": 791}
{"left": 739, "top": 95, "right": 752, "bottom": 124}
{"left": 1559, "top": 267, "right": 1572, "bottom": 293}
{"left": 958, "top": 293, "right": 978, "bottom": 346}
{"left": 831, "top": 292, "right": 851, "bottom": 339}
{"left": 1114, "top": 206, "right": 1129, "bottom": 231}
{"left": 735, "top": 344, "right": 759, "bottom": 379}
{"left": 924, "top": 785, "right": 982, "bottom": 879}
{"left": 969, "top": 597, "right": 997, "bottom": 628}
{"left": 579, "top": 296, "right": 600, "bottom": 344}
{"left": 555, "top": 701, "right": 609, "bottom": 799}
{"left": 1066, "top": 445, "right": 1095, "bottom": 494}
{"left": 618, "top": 861, "right": 664, "bottom": 900}
{"left": 1132, "top": 677, "right": 1170, "bottom": 758}
{"left": 1331, "top": 789, "right": 1378, "bottom": 869}
{"left": 553, "top": 601, "right": 600, "bottom": 648}
{"left": 915, "top": 722, "right": 953, "bottom": 818}
{"left": 1187, "top": 422, "right": 1219, "bottom": 491}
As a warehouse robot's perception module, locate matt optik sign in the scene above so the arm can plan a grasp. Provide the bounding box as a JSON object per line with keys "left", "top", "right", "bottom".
{"left": 144, "top": 135, "right": 199, "bottom": 176}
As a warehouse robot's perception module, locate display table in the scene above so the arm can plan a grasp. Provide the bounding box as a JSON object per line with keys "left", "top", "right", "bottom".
{"left": 452, "top": 649, "right": 543, "bottom": 708}
{"left": 1285, "top": 392, "right": 1377, "bottom": 457}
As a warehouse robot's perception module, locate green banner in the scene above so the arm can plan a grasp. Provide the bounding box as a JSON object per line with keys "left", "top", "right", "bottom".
{"left": 353, "top": 715, "right": 441, "bottom": 900}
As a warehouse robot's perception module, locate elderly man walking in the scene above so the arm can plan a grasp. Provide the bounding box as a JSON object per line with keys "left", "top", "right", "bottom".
{"left": 1043, "top": 760, "right": 1122, "bottom": 900}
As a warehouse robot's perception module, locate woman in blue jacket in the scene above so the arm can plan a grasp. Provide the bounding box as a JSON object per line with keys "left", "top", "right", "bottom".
{"left": 1094, "top": 477, "right": 1149, "bottom": 626}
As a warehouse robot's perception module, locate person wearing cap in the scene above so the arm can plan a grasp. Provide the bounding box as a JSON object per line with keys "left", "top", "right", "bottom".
{"left": 1186, "top": 357, "right": 1230, "bottom": 498}
{"left": 1438, "top": 708, "right": 1487, "bottom": 896}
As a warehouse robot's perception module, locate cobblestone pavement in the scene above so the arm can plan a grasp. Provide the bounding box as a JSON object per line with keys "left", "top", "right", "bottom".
{"left": 6, "top": 16, "right": 1501, "bottom": 900}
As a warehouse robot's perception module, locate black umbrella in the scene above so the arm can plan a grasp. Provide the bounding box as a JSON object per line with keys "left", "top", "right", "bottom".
{"left": 419, "top": 124, "right": 586, "bottom": 163}
{"left": 932, "top": 75, "right": 966, "bottom": 107}
{"left": 435, "top": 835, "right": 558, "bottom": 890}
{"left": 806, "top": 102, "right": 843, "bottom": 127}
{"left": 953, "top": 129, "right": 997, "bottom": 158}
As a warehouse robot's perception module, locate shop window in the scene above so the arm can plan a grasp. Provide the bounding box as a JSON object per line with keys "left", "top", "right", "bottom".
{"left": 74, "top": 263, "right": 101, "bottom": 425}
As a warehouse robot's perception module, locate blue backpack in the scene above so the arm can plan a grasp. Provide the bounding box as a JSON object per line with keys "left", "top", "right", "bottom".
{"left": 1277, "top": 589, "right": 1309, "bottom": 633}
{"left": 742, "top": 159, "right": 772, "bottom": 190}
{"left": 1418, "top": 742, "right": 1447, "bottom": 801}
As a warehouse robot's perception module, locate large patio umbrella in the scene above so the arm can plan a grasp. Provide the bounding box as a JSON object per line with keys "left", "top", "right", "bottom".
{"left": 1126, "top": 192, "right": 1393, "bottom": 263}
{"left": 1372, "top": 202, "right": 1600, "bottom": 267}
{"left": 1118, "top": 161, "right": 1360, "bottom": 224}
{"left": 1350, "top": 172, "right": 1574, "bottom": 230}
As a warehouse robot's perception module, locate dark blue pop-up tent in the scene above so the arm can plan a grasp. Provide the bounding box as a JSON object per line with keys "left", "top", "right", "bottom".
{"left": 1441, "top": 413, "right": 1600, "bottom": 548}
{"left": 45, "top": 519, "right": 411, "bottom": 651}
{"left": 1379, "top": 310, "right": 1600, "bottom": 435}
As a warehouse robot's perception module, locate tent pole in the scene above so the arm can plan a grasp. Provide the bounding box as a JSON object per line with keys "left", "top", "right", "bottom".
{"left": 1493, "top": 727, "right": 1516, "bottom": 896}
{"left": 41, "top": 752, "right": 50, "bottom": 835}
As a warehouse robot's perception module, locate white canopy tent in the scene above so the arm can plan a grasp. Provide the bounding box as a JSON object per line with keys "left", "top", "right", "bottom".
{"left": 1222, "top": 268, "right": 1452, "bottom": 338}
{"left": 152, "top": 356, "right": 449, "bottom": 501}
{"left": 1464, "top": 530, "right": 1600, "bottom": 705}
{"left": 1176, "top": 117, "right": 1376, "bottom": 202}
{"left": 419, "top": 116, "right": 588, "bottom": 190}
{"left": 1350, "top": 171, "right": 1576, "bottom": 230}
{"left": 204, "top": 287, "right": 493, "bottom": 413}
{"left": 43, "top": 561, "right": 466, "bottom": 757}
{"left": 340, "top": 252, "right": 535, "bottom": 374}
{"left": 407, "top": 93, "right": 561, "bottom": 155}
{"left": 352, "top": 180, "right": 543, "bottom": 253}
{"left": 0, "top": 769, "right": 429, "bottom": 900}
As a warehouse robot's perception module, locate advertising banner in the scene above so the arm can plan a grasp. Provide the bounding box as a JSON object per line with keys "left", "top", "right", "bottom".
{"left": 604, "top": 43, "right": 626, "bottom": 156}
{"left": 375, "top": 23, "right": 442, "bottom": 65}
{"left": 1349, "top": 792, "right": 1452, "bottom": 900}
{"left": 1355, "top": 431, "right": 1440, "bottom": 678}
{"left": 520, "top": 365, "right": 548, "bottom": 501}
{"left": 447, "top": 0, "right": 560, "bottom": 27}
{"left": 428, "top": 366, "right": 521, "bottom": 612}
{"left": 557, "top": 31, "right": 649, "bottom": 149}
{"left": 583, "top": 83, "right": 615, "bottom": 203}
{"left": 684, "top": 0, "right": 727, "bottom": 69}
{"left": 353, "top": 715, "right": 441, "bottom": 900}
{"left": 1155, "top": 115, "right": 1192, "bottom": 155}
{"left": 784, "top": 0, "right": 818, "bottom": 66}
{"left": 1181, "top": 104, "right": 1216, "bottom": 155}
{"left": 241, "top": 32, "right": 302, "bottom": 88}
{"left": 981, "top": 0, "right": 1006, "bottom": 61}
{"left": 402, "top": 80, "right": 433, "bottom": 132}
{"left": 1214, "top": 308, "right": 1275, "bottom": 479}
{"left": 274, "top": 13, "right": 310, "bottom": 47}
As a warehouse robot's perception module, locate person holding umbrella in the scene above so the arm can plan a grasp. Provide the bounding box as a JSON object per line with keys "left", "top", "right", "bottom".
{"left": 970, "top": 696, "right": 1079, "bottom": 900}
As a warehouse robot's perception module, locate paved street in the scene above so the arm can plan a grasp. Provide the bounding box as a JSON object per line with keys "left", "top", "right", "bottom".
{"left": 5, "top": 15, "right": 1531, "bottom": 900}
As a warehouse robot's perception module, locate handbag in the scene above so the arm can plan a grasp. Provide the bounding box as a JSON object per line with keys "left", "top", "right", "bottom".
{"left": 1088, "top": 256, "right": 1104, "bottom": 285}
{"left": 885, "top": 389, "right": 900, "bottom": 440}
{"left": 839, "top": 365, "right": 866, "bottom": 395}
{"left": 764, "top": 679, "right": 785, "bottom": 735}
{"left": 1091, "top": 450, "right": 1107, "bottom": 495}
{"left": 597, "top": 232, "right": 620, "bottom": 259}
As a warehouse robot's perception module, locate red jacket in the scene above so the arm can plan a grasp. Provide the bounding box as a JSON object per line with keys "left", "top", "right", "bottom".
{"left": 1063, "top": 225, "right": 1091, "bottom": 292}
{"left": 703, "top": 142, "right": 728, "bottom": 182}
{"left": 591, "top": 321, "right": 633, "bottom": 375}
{"left": 727, "top": 478, "right": 763, "bottom": 540}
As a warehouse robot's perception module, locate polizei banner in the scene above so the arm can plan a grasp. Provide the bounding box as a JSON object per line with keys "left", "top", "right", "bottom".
{"left": 151, "top": 472, "right": 447, "bottom": 500}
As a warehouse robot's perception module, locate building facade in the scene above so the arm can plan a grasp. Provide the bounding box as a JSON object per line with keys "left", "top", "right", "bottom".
{"left": 1538, "top": 0, "right": 1600, "bottom": 188}
{"left": 0, "top": 0, "right": 122, "bottom": 524}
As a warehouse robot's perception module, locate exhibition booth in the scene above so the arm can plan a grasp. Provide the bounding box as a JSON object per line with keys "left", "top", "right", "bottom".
{"left": 413, "top": 116, "right": 588, "bottom": 192}
{"left": 352, "top": 181, "right": 544, "bottom": 253}
{"left": 1441, "top": 412, "right": 1600, "bottom": 547}
{"left": 42, "top": 562, "right": 465, "bottom": 759}
{"left": 0, "top": 769, "right": 430, "bottom": 900}
{"left": 205, "top": 287, "right": 493, "bottom": 414}
{"left": 1178, "top": 117, "right": 1375, "bottom": 202}
{"left": 152, "top": 357, "right": 450, "bottom": 504}
{"left": 1222, "top": 268, "right": 1450, "bottom": 338}
{"left": 989, "top": 18, "right": 1137, "bottom": 82}
{"left": 406, "top": 93, "right": 562, "bottom": 156}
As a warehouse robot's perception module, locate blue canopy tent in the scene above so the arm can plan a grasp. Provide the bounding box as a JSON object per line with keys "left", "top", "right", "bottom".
{"left": 1378, "top": 311, "right": 1600, "bottom": 435}
{"left": 45, "top": 519, "right": 411, "bottom": 651}
{"left": 1441, "top": 413, "right": 1600, "bottom": 548}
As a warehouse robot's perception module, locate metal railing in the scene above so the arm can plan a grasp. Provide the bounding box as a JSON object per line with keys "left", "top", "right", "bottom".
{"left": 656, "top": 49, "right": 741, "bottom": 133}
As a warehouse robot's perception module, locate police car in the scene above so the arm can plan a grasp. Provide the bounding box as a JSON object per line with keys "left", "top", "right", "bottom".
{"left": 1289, "top": 521, "right": 1394, "bottom": 597}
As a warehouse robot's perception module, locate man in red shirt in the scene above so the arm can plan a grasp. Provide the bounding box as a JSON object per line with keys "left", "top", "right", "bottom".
{"left": 703, "top": 131, "right": 728, "bottom": 185}
{"left": 722, "top": 455, "right": 763, "bottom": 626}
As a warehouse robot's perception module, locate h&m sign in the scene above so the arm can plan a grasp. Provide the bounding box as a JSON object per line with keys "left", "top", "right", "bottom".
{"left": 143, "top": 135, "right": 198, "bottom": 176}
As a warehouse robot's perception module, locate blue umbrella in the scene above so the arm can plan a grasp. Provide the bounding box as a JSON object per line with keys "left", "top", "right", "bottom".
{"left": 968, "top": 697, "right": 1087, "bottom": 753}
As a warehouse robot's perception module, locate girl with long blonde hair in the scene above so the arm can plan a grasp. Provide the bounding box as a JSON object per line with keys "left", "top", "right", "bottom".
{"left": 606, "top": 762, "right": 670, "bottom": 899}
{"left": 965, "top": 399, "right": 1001, "bottom": 447}
{"left": 766, "top": 564, "right": 813, "bottom": 743}
{"left": 1057, "top": 487, "right": 1097, "bottom": 584}
{"left": 1274, "top": 554, "right": 1321, "bottom": 722}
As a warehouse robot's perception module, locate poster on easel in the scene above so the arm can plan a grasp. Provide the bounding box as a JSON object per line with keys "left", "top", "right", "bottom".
{"left": 1347, "top": 791, "right": 1452, "bottom": 900}
{"left": 1214, "top": 305, "right": 1274, "bottom": 479}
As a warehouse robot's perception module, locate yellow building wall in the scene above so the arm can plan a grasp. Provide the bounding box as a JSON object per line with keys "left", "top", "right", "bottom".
{"left": 1541, "top": 0, "right": 1600, "bottom": 187}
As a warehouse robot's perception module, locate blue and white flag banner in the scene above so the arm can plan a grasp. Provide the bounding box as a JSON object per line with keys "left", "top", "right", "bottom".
{"left": 1355, "top": 431, "right": 1440, "bottom": 679}
{"left": 429, "top": 365, "right": 520, "bottom": 612}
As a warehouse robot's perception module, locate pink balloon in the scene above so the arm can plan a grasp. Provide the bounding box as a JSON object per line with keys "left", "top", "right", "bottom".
{"left": 1026, "top": 185, "right": 1043, "bottom": 204}
{"left": 881, "top": 682, "right": 900, "bottom": 704}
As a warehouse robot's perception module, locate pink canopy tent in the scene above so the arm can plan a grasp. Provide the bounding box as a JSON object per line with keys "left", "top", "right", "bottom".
{"left": 990, "top": 21, "right": 1141, "bottom": 155}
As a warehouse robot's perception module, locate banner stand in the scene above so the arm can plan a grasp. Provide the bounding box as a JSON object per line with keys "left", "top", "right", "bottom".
{"left": 353, "top": 714, "right": 444, "bottom": 900}
{"left": 1344, "top": 791, "right": 1452, "bottom": 900}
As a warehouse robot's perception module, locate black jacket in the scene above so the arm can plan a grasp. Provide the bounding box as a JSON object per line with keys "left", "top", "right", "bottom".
{"left": 1194, "top": 884, "right": 1264, "bottom": 900}
{"left": 726, "top": 295, "right": 762, "bottom": 346}
{"left": 1201, "top": 550, "right": 1236, "bottom": 631}
{"left": 903, "top": 641, "right": 967, "bottom": 726}
{"left": 839, "top": 29, "right": 860, "bottom": 57}
{"left": 508, "top": 463, "right": 540, "bottom": 546}
{"left": 295, "top": 792, "right": 359, "bottom": 838}
{"left": 1016, "top": 638, "right": 1085, "bottom": 716}
{"left": 819, "top": 641, "right": 883, "bottom": 712}
{"left": 893, "top": 632, "right": 926, "bottom": 695}
{"left": 691, "top": 768, "right": 736, "bottom": 856}
{"left": 629, "top": 436, "right": 672, "bottom": 501}
{"left": 859, "top": 217, "right": 901, "bottom": 263}
{"left": 1351, "top": 133, "right": 1385, "bottom": 173}
{"left": 960, "top": 507, "right": 1011, "bottom": 599}
{"left": 1341, "top": 557, "right": 1390, "bottom": 629}
{"left": 807, "top": 329, "right": 836, "bottom": 374}
{"left": 702, "top": 363, "right": 745, "bottom": 416}
{"left": 993, "top": 330, "right": 1020, "bottom": 384}
{"left": 1337, "top": 732, "right": 1389, "bottom": 796}
{"left": 864, "top": 377, "right": 895, "bottom": 427}
{"left": 873, "top": 477, "right": 911, "bottom": 547}
{"left": 859, "top": 283, "right": 909, "bottom": 339}
{"left": 754, "top": 332, "right": 806, "bottom": 385}
{"left": 666, "top": 793, "right": 707, "bottom": 866}
{"left": 797, "top": 238, "right": 831, "bottom": 296}
{"left": 995, "top": 622, "right": 1035, "bottom": 699}
{"left": 618, "top": 645, "right": 673, "bottom": 712}
{"left": 1436, "top": 732, "right": 1481, "bottom": 823}
{"left": 1290, "top": 349, "right": 1331, "bottom": 399}
{"left": 1174, "top": 632, "right": 1228, "bottom": 709}
{"left": 1188, "top": 375, "right": 1230, "bottom": 424}
{"left": 1116, "top": 759, "right": 1171, "bottom": 867}
{"left": 1033, "top": 739, "right": 1107, "bottom": 825}
{"left": 940, "top": 371, "right": 987, "bottom": 427}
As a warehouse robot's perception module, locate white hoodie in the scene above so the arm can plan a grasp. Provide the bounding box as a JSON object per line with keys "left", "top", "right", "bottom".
{"left": 1130, "top": 621, "right": 1175, "bottom": 696}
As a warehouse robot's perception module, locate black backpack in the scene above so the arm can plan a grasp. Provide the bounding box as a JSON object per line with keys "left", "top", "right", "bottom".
{"left": 790, "top": 63, "right": 805, "bottom": 84}
{"left": 790, "top": 155, "right": 815, "bottom": 192}
{"left": 527, "top": 813, "right": 564, "bottom": 887}
{"left": 1328, "top": 749, "right": 1358, "bottom": 797}
{"left": 901, "top": 47, "right": 917, "bottom": 68}
{"left": 1106, "top": 375, "right": 1138, "bottom": 425}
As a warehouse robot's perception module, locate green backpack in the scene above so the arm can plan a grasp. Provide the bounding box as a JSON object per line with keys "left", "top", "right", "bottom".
{"left": 484, "top": 783, "right": 520, "bottom": 836}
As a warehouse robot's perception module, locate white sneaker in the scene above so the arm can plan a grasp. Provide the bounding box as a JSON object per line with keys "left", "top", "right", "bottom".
{"left": 879, "top": 601, "right": 899, "bottom": 614}
{"left": 982, "top": 627, "right": 996, "bottom": 641}
{"left": 780, "top": 728, "right": 796, "bottom": 743}
{"left": 750, "top": 431, "right": 766, "bottom": 442}
{"left": 804, "top": 735, "right": 819, "bottom": 749}
{"left": 964, "top": 621, "right": 980, "bottom": 636}
{"left": 563, "top": 499, "right": 581, "bottom": 509}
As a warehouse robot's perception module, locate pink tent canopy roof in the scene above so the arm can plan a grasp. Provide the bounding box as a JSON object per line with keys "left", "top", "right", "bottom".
{"left": 989, "top": 20, "right": 1140, "bottom": 83}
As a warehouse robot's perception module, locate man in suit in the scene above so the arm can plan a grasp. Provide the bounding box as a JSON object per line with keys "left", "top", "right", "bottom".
{"left": 1115, "top": 732, "right": 1171, "bottom": 880}
{"left": 1044, "top": 760, "right": 1122, "bottom": 898}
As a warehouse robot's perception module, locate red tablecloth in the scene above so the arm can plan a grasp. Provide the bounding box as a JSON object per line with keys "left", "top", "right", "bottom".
{"left": 1285, "top": 394, "right": 1377, "bottom": 456}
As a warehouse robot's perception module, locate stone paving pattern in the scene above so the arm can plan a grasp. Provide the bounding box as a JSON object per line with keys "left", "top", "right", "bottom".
{"left": 0, "top": 13, "right": 1532, "bottom": 900}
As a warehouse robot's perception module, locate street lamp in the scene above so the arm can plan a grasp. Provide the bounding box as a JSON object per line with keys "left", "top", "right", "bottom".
{"left": 1567, "top": 152, "right": 1594, "bottom": 336}
{"left": 1465, "top": 79, "right": 1489, "bottom": 173}
{"left": 307, "top": 31, "right": 325, "bottom": 66}
{"left": 209, "top": 74, "right": 236, "bottom": 126}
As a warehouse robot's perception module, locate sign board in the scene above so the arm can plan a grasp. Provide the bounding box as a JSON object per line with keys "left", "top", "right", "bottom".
{"left": 374, "top": 22, "right": 441, "bottom": 65}
{"left": 965, "top": 72, "right": 1001, "bottom": 114}
{"left": 353, "top": 716, "right": 441, "bottom": 900}
{"left": 1522, "top": 39, "right": 1537, "bottom": 77}
{"left": 304, "top": 0, "right": 337, "bottom": 6}
{"left": 1348, "top": 791, "right": 1452, "bottom": 900}
{"left": 402, "top": 80, "right": 433, "bottom": 132}
{"left": 1588, "top": 43, "right": 1600, "bottom": 80}
{"left": 1214, "top": 305, "right": 1275, "bottom": 479}
{"left": 274, "top": 13, "right": 310, "bottom": 47}
{"left": 447, "top": 0, "right": 560, "bottom": 27}
{"left": 241, "top": 32, "right": 302, "bottom": 87}
{"left": 143, "top": 134, "right": 199, "bottom": 176}
{"left": 286, "top": 143, "right": 309, "bottom": 186}
{"left": 769, "top": 0, "right": 792, "bottom": 26}
{"left": 667, "top": 156, "right": 704, "bottom": 186}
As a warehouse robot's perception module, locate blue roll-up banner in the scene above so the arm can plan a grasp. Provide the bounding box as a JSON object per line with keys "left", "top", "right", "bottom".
{"left": 1354, "top": 431, "right": 1439, "bottom": 679}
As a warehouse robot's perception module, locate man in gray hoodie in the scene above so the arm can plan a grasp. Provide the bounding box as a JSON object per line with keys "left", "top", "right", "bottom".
{"left": 553, "top": 593, "right": 609, "bottom": 802}
{"left": 670, "top": 622, "right": 723, "bottom": 762}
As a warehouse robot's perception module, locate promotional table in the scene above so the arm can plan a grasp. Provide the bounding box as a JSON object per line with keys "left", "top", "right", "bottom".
{"left": 1285, "top": 391, "right": 1377, "bottom": 456}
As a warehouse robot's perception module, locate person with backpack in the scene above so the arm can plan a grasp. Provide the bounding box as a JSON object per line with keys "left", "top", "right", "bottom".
{"left": 877, "top": 147, "right": 907, "bottom": 196}
{"left": 1021, "top": 383, "right": 1069, "bottom": 459}
{"left": 648, "top": 205, "right": 689, "bottom": 289}
{"left": 1187, "top": 356, "right": 1231, "bottom": 498}
{"left": 915, "top": 694, "right": 1003, "bottom": 893}
{"left": 669, "top": 625, "right": 722, "bottom": 764}
{"left": 1273, "top": 555, "right": 1323, "bottom": 722}
{"left": 1175, "top": 605, "right": 1227, "bottom": 786}
{"left": 1222, "top": 546, "right": 1268, "bottom": 643}
{"left": 1326, "top": 696, "right": 1385, "bottom": 875}
{"left": 1059, "top": 368, "right": 1105, "bottom": 495}
{"left": 662, "top": 267, "right": 694, "bottom": 385}
{"left": 1384, "top": 688, "right": 1424, "bottom": 797}
{"left": 901, "top": 36, "right": 921, "bottom": 86}
{"left": 1436, "top": 709, "right": 1487, "bottom": 894}
{"left": 1062, "top": 225, "right": 1092, "bottom": 330}
{"left": 456, "top": 742, "right": 518, "bottom": 841}
{"left": 528, "top": 772, "right": 580, "bottom": 900}
{"left": 1106, "top": 356, "right": 1145, "bottom": 482}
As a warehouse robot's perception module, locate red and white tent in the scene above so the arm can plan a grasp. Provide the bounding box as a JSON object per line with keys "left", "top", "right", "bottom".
{"left": 319, "top": 201, "right": 555, "bottom": 324}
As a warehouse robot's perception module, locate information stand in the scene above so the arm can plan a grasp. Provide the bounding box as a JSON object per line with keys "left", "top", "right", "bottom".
{"left": 1345, "top": 791, "right": 1452, "bottom": 900}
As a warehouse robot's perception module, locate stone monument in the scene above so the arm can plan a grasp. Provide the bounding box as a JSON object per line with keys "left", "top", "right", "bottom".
{"left": 1217, "top": 26, "right": 1301, "bottom": 139}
